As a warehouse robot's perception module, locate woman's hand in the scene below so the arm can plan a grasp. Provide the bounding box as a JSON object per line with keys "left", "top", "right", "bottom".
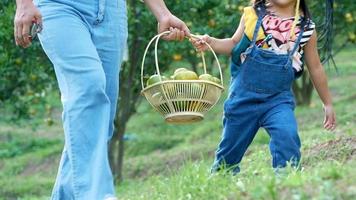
{"left": 143, "top": 0, "right": 190, "bottom": 41}
{"left": 14, "top": 0, "right": 42, "bottom": 48}
{"left": 190, "top": 34, "right": 213, "bottom": 52}
{"left": 158, "top": 13, "right": 190, "bottom": 41}
{"left": 323, "top": 104, "right": 336, "bottom": 131}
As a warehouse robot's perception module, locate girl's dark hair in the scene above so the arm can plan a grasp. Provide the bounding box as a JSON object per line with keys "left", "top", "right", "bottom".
{"left": 300, "top": 0, "right": 311, "bottom": 19}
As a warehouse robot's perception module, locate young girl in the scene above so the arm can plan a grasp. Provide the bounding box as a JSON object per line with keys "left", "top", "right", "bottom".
{"left": 192, "top": 0, "right": 336, "bottom": 173}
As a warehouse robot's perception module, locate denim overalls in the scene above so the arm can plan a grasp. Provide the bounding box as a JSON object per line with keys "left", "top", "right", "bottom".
{"left": 212, "top": 7, "right": 306, "bottom": 174}
{"left": 33, "top": 0, "right": 128, "bottom": 199}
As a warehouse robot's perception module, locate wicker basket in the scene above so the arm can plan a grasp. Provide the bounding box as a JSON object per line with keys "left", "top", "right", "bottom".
{"left": 141, "top": 31, "right": 224, "bottom": 124}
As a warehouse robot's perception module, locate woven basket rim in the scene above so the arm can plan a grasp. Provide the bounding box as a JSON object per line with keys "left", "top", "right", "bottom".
{"left": 141, "top": 80, "right": 224, "bottom": 95}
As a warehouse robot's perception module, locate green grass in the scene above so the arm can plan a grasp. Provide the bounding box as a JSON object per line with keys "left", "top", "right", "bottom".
{"left": 118, "top": 46, "right": 356, "bottom": 199}
{"left": 0, "top": 46, "right": 355, "bottom": 199}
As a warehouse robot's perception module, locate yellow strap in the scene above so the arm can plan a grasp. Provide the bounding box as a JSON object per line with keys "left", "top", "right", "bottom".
{"left": 243, "top": 6, "right": 267, "bottom": 47}
{"left": 290, "top": 0, "right": 300, "bottom": 40}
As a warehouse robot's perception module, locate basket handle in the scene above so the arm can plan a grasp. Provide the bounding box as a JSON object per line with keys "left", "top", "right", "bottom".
{"left": 189, "top": 34, "right": 224, "bottom": 86}
{"left": 140, "top": 31, "right": 224, "bottom": 90}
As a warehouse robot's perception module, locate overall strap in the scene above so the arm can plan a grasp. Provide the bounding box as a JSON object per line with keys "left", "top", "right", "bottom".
{"left": 289, "top": 18, "right": 307, "bottom": 56}
{"left": 251, "top": 6, "right": 266, "bottom": 44}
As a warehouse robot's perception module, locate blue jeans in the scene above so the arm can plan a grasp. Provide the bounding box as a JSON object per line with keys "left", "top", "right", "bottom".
{"left": 212, "top": 8, "right": 304, "bottom": 174}
{"left": 34, "top": 0, "right": 128, "bottom": 199}
{"left": 212, "top": 78, "right": 301, "bottom": 174}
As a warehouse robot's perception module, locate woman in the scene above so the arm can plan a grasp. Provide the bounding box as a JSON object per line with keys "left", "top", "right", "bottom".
{"left": 14, "top": 0, "right": 189, "bottom": 199}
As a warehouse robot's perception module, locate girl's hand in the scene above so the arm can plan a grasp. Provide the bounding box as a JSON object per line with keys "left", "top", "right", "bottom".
{"left": 190, "top": 34, "right": 213, "bottom": 52}
{"left": 323, "top": 104, "right": 336, "bottom": 131}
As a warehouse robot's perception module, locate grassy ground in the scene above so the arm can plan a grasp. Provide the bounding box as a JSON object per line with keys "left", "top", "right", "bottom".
{"left": 0, "top": 47, "right": 355, "bottom": 200}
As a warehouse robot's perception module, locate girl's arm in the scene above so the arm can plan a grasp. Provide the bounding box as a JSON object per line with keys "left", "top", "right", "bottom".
{"left": 192, "top": 15, "right": 245, "bottom": 55}
{"left": 304, "top": 31, "right": 336, "bottom": 131}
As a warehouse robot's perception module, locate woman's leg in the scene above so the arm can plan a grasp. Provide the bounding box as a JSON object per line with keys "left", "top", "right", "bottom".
{"left": 38, "top": 4, "right": 115, "bottom": 199}
{"left": 91, "top": 1, "right": 128, "bottom": 140}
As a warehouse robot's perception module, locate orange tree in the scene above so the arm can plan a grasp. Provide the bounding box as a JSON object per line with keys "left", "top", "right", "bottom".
{"left": 0, "top": 0, "right": 54, "bottom": 120}
{"left": 292, "top": 0, "right": 356, "bottom": 105}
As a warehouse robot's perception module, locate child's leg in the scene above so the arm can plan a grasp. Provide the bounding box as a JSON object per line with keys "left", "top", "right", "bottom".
{"left": 262, "top": 103, "right": 301, "bottom": 169}
{"left": 212, "top": 113, "right": 260, "bottom": 174}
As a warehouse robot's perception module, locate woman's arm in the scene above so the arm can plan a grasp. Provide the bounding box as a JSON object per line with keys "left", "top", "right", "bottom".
{"left": 304, "top": 30, "right": 336, "bottom": 131}
{"left": 143, "top": 0, "right": 171, "bottom": 23}
{"left": 191, "top": 15, "right": 245, "bottom": 55}
{"left": 143, "top": 0, "right": 190, "bottom": 40}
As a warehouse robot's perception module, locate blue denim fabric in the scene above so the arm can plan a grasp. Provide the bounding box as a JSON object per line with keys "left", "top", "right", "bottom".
{"left": 212, "top": 8, "right": 304, "bottom": 174}
{"left": 33, "top": 0, "right": 128, "bottom": 199}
